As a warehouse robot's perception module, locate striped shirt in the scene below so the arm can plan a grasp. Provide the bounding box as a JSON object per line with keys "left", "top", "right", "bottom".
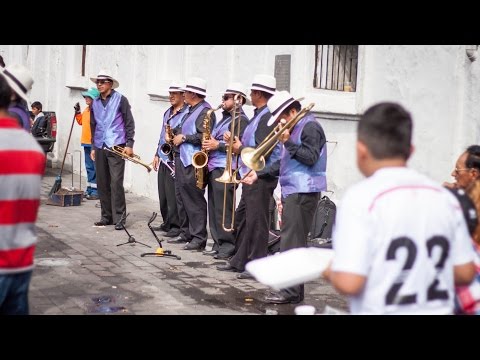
{"left": 0, "top": 117, "right": 45, "bottom": 274}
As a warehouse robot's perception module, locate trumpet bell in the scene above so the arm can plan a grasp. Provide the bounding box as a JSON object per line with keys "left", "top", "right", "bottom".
{"left": 192, "top": 151, "right": 208, "bottom": 169}
{"left": 241, "top": 147, "right": 265, "bottom": 172}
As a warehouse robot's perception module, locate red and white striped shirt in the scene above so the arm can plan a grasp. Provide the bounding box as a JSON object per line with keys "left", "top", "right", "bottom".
{"left": 0, "top": 117, "right": 45, "bottom": 274}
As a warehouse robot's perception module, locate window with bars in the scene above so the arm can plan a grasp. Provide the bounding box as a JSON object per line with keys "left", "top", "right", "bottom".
{"left": 313, "top": 45, "right": 358, "bottom": 92}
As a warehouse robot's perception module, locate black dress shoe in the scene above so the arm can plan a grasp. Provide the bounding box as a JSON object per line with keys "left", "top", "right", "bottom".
{"left": 237, "top": 270, "right": 254, "bottom": 280}
{"left": 213, "top": 253, "right": 232, "bottom": 260}
{"left": 152, "top": 224, "right": 169, "bottom": 232}
{"left": 183, "top": 242, "right": 206, "bottom": 251}
{"left": 216, "top": 263, "right": 240, "bottom": 272}
{"left": 163, "top": 229, "right": 181, "bottom": 238}
{"left": 94, "top": 220, "right": 112, "bottom": 226}
{"left": 115, "top": 222, "right": 125, "bottom": 230}
{"left": 264, "top": 292, "right": 302, "bottom": 304}
{"left": 167, "top": 236, "right": 188, "bottom": 244}
{"left": 203, "top": 249, "right": 218, "bottom": 256}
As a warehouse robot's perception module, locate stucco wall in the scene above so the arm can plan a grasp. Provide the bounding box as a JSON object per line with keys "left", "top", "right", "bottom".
{"left": 1, "top": 45, "right": 479, "bottom": 203}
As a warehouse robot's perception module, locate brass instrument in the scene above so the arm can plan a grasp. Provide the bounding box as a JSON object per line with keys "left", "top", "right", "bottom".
{"left": 160, "top": 124, "right": 173, "bottom": 157}
{"left": 192, "top": 104, "right": 222, "bottom": 189}
{"left": 104, "top": 145, "right": 153, "bottom": 173}
{"left": 241, "top": 103, "right": 315, "bottom": 172}
{"left": 215, "top": 94, "right": 242, "bottom": 231}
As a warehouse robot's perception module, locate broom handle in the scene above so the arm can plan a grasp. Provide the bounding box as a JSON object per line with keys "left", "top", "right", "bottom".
{"left": 59, "top": 113, "right": 77, "bottom": 177}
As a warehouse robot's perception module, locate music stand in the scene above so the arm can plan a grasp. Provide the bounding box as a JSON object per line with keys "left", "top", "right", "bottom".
{"left": 116, "top": 211, "right": 151, "bottom": 248}
{"left": 141, "top": 212, "right": 181, "bottom": 260}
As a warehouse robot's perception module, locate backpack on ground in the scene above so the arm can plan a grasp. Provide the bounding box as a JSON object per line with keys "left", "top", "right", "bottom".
{"left": 307, "top": 195, "right": 336, "bottom": 249}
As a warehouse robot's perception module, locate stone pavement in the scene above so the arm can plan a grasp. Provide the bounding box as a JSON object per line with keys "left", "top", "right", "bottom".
{"left": 30, "top": 166, "right": 348, "bottom": 315}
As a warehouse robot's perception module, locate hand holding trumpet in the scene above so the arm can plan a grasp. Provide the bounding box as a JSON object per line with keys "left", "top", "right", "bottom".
{"left": 223, "top": 131, "right": 242, "bottom": 154}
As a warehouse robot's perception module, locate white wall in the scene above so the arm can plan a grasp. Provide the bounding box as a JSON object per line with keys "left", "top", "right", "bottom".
{"left": 1, "top": 45, "right": 479, "bottom": 202}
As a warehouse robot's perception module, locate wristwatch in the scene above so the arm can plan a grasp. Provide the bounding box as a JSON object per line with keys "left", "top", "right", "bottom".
{"left": 181, "top": 135, "right": 186, "bottom": 143}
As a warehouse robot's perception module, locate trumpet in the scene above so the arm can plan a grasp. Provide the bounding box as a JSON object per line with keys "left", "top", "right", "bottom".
{"left": 104, "top": 145, "right": 153, "bottom": 173}
{"left": 241, "top": 103, "right": 315, "bottom": 172}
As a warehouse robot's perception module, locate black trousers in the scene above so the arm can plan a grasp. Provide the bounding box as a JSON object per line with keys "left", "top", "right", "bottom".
{"left": 207, "top": 168, "right": 236, "bottom": 256}
{"left": 229, "top": 177, "right": 278, "bottom": 271}
{"left": 95, "top": 147, "right": 126, "bottom": 224}
{"left": 279, "top": 192, "right": 320, "bottom": 300}
{"left": 157, "top": 161, "right": 179, "bottom": 231}
{"left": 175, "top": 156, "right": 207, "bottom": 245}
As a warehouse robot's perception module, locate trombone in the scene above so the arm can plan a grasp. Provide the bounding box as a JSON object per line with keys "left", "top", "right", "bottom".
{"left": 241, "top": 103, "right": 315, "bottom": 172}
{"left": 103, "top": 145, "right": 153, "bottom": 173}
{"left": 215, "top": 94, "right": 242, "bottom": 232}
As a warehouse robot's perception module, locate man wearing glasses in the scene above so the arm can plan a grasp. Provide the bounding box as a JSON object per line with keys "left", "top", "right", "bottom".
{"left": 202, "top": 83, "right": 249, "bottom": 260}
{"left": 90, "top": 70, "right": 136, "bottom": 230}
{"left": 444, "top": 145, "right": 480, "bottom": 191}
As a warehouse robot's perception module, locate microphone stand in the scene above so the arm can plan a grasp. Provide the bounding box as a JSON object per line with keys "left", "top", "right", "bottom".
{"left": 116, "top": 211, "right": 151, "bottom": 248}
{"left": 141, "top": 212, "right": 181, "bottom": 260}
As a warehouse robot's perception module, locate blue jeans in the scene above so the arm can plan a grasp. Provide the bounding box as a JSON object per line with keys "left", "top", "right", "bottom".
{"left": 83, "top": 145, "right": 98, "bottom": 196}
{"left": 0, "top": 271, "right": 32, "bottom": 315}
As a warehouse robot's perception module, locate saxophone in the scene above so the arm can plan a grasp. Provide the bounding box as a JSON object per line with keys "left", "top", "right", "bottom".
{"left": 192, "top": 104, "right": 221, "bottom": 189}
{"left": 161, "top": 124, "right": 174, "bottom": 161}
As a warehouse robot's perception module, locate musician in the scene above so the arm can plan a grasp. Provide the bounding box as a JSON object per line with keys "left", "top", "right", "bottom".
{"left": 90, "top": 70, "right": 135, "bottom": 230}
{"left": 168, "top": 77, "right": 215, "bottom": 251}
{"left": 152, "top": 82, "right": 188, "bottom": 238}
{"left": 217, "top": 74, "right": 281, "bottom": 279}
{"left": 249, "top": 90, "right": 326, "bottom": 304}
{"left": 202, "top": 83, "right": 249, "bottom": 259}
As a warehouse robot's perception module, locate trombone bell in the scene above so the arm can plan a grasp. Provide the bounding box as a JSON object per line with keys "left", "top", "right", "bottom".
{"left": 240, "top": 147, "right": 265, "bottom": 172}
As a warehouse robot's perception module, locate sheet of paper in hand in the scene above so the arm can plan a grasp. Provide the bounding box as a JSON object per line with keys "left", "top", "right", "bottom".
{"left": 246, "top": 247, "right": 334, "bottom": 290}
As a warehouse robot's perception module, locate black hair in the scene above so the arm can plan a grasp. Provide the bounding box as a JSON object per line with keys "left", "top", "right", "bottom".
{"left": 465, "top": 145, "right": 480, "bottom": 171}
{"left": 358, "top": 102, "right": 413, "bottom": 160}
{"left": 280, "top": 101, "right": 301, "bottom": 118}
{"left": 0, "top": 75, "right": 10, "bottom": 109}
{"left": 31, "top": 101, "right": 42, "bottom": 111}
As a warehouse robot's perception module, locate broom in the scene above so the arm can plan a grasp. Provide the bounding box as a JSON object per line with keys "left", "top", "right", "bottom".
{"left": 48, "top": 107, "right": 78, "bottom": 196}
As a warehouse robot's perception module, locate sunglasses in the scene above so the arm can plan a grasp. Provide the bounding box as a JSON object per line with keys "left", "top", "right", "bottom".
{"left": 222, "top": 95, "right": 233, "bottom": 101}
{"left": 96, "top": 79, "right": 112, "bottom": 85}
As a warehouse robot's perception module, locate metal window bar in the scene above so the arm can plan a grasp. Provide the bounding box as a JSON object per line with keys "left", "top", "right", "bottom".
{"left": 81, "top": 45, "right": 86, "bottom": 77}
{"left": 313, "top": 45, "right": 358, "bottom": 92}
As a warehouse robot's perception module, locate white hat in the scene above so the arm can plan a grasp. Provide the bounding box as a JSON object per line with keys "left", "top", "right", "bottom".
{"left": 0, "top": 64, "right": 34, "bottom": 102}
{"left": 249, "top": 74, "right": 276, "bottom": 95}
{"left": 223, "top": 82, "right": 248, "bottom": 99}
{"left": 223, "top": 82, "right": 251, "bottom": 105}
{"left": 267, "top": 90, "right": 304, "bottom": 126}
{"left": 168, "top": 81, "right": 185, "bottom": 93}
{"left": 90, "top": 69, "right": 119, "bottom": 89}
{"left": 181, "top": 77, "right": 207, "bottom": 96}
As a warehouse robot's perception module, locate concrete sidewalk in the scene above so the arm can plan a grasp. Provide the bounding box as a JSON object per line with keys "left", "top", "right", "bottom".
{"left": 30, "top": 167, "right": 348, "bottom": 315}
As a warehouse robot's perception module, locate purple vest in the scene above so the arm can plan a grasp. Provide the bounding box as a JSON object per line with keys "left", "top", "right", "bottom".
{"left": 238, "top": 107, "right": 270, "bottom": 178}
{"left": 207, "top": 113, "right": 236, "bottom": 172}
{"left": 157, "top": 105, "right": 188, "bottom": 161}
{"left": 8, "top": 104, "right": 30, "bottom": 131}
{"left": 280, "top": 113, "right": 326, "bottom": 197}
{"left": 92, "top": 92, "right": 125, "bottom": 148}
{"left": 179, "top": 101, "right": 210, "bottom": 167}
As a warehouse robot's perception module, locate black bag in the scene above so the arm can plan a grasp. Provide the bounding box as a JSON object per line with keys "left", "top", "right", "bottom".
{"left": 307, "top": 195, "right": 336, "bottom": 249}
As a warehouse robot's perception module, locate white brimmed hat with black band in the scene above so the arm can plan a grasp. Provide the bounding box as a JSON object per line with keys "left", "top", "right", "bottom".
{"left": 249, "top": 74, "right": 276, "bottom": 95}
{"left": 267, "top": 90, "right": 305, "bottom": 126}
{"left": 181, "top": 77, "right": 208, "bottom": 96}
{"left": 168, "top": 81, "right": 185, "bottom": 93}
{"left": 222, "top": 82, "right": 251, "bottom": 105}
{"left": 0, "top": 64, "right": 34, "bottom": 102}
{"left": 90, "top": 69, "right": 120, "bottom": 89}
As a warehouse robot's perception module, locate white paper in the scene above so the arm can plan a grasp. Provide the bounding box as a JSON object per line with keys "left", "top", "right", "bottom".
{"left": 246, "top": 247, "right": 334, "bottom": 290}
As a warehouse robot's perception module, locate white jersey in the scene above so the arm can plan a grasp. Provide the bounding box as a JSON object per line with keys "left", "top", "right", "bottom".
{"left": 332, "top": 167, "right": 474, "bottom": 315}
